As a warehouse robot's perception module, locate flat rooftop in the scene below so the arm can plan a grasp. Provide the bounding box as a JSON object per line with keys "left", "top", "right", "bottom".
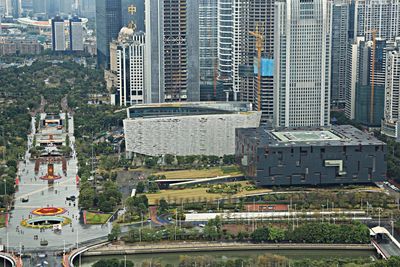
{"left": 237, "top": 125, "right": 386, "bottom": 147}
{"left": 272, "top": 130, "right": 342, "bottom": 142}
{"left": 127, "top": 101, "right": 254, "bottom": 119}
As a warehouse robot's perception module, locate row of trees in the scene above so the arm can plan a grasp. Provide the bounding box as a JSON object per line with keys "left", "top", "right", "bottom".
{"left": 93, "top": 258, "right": 133, "bottom": 267}
{"left": 142, "top": 154, "right": 236, "bottom": 169}
{"left": 251, "top": 222, "right": 370, "bottom": 244}
{"left": 261, "top": 190, "right": 394, "bottom": 210}
{"left": 0, "top": 160, "right": 18, "bottom": 209}
{"left": 93, "top": 255, "right": 400, "bottom": 267}
{"left": 176, "top": 254, "right": 393, "bottom": 267}
{"left": 125, "top": 195, "right": 149, "bottom": 218}
{"left": 178, "top": 254, "right": 400, "bottom": 267}
{"left": 79, "top": 180, "right": 122, "bottom": 212}
{"left": 122, "top": 219, "right": 370, "bottom": 244}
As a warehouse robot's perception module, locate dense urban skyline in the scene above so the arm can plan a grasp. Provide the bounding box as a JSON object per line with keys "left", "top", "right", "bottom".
{"left": 1, "top": 0, "right": 400, "bottom": 266}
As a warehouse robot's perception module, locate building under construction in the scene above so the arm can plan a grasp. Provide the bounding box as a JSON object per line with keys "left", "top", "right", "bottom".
{"left": 232, "top": 0, "right": 275, "bottom": 125}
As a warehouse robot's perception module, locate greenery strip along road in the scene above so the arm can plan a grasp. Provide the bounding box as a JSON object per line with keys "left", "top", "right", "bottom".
{"left": 83, "top": 242, "right": 375, "bottom": 257}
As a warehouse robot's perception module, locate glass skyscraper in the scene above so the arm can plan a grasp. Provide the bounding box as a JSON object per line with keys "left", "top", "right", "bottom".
{"left": 199, "top": 0, "right": 218, "bottom": 101}
{"left": 331, "top": 0, "right": 350, "bottom": 108}
{"left": 96, "top": 0, "right": 122, "bottom": 69}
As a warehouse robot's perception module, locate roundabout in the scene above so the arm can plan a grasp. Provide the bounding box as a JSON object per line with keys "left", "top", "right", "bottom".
{"left": 31, "top": 207, "right": 66, "bottom": 216}
{"left": 21, "top": 215, "right": 72, "bottom": 229}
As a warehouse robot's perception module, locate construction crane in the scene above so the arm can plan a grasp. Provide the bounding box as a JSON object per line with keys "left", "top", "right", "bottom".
{"left": 369, "top": 29, "right": 377, "bottom": 125}
{"left": 249, "top": 25, "right": 264, "bottom": 112}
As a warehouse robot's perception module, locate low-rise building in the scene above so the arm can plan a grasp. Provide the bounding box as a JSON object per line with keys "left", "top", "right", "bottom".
{"left": 124, "top": 102, "right": 261, "bottom": 156}
{"left": 0, "top": 37, "right": 42, "bottom": 55}
{"left": 236, "top": 125, "right": 387, "bottom": 186}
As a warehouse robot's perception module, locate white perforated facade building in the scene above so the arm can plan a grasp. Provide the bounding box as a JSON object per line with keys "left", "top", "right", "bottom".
{"left": 123, "top": 102, "right": 261, "bottom": 156}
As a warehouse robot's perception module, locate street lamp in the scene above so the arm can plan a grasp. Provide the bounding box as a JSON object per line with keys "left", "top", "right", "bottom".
{"left": 377, "top": 207, "right": 383, "bottom": 227}
{"left": 391, "top": 211, "right": 394, "bottom": 236}
{"left": 3, "top": 178, "right": 6, "bottom": 211}
{"left": 0, "top": 126, "right": 5, "bottom": 161}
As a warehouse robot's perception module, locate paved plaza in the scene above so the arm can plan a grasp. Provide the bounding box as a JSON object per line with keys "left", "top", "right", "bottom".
{"left": 0, "top": 114, "right": 110, "bottom": 252}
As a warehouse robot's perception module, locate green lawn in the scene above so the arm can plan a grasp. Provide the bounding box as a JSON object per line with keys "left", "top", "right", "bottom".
{"left": 155, "top": 165, "right": 243, "bottom": 180}
{"left": 85, "top": 211, "right": 112, "bottom": 225}
{"left": 0, "top": 213, "right": 6, "bottom": 228}
{"left": 144, "top": 181, "right": 271, "bottom": 205}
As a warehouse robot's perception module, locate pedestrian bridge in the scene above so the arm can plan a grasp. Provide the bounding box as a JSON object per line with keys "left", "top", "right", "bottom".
{"left": 370, "top": 226, "right": 400, "bottom": 259}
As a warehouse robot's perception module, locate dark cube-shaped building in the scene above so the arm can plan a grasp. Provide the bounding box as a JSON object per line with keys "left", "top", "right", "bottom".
{"left": 235, "top": 125, "right": 387, "bottom": 186}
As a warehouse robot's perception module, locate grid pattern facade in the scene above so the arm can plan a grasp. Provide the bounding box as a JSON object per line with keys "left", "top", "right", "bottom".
{"left": 382, "top": 50, "right": 400, "bottom": 138}
{"left": 274, "top": 0, "right": 332, "bottom": 128}
{"left": 384, "top": 51, "right": 400, "bottom": 122}
{"left": 331, "top": 0, "right": 350, "bottom": 107}
{"left": 128, "top": 35, "right": 145, "bottom": 105}
{"left": 355, "top": 0, "right": 400, "bottom": 41}
{"left": 69, "top": 17, "right": 83, "bottom": 51}
{"left": 217, "top": 0, "right": 233, "bottom": 83}
{"left": 346, "top": 39, "right": 397, "bottom": 124}
{"left": 345, "top": 37, "right": 364, "bottom": 119}
{"left": 0, "top": 37, "right": 41, "bottom": 55}
{"left": 113, "top": 33, "right": 145, "bottom": 106}
{"left": 163, "top": 0, "right": 188, "bottom": 102}
{"left": 144, "top": 0, "right": 164, "bottom": 103}
{"left": 199, "top": 0, "right": 218, "bottom": 101}
{"left": 145, "top": 0, "right": 199, "bottom": 103}
{"left": 51, "top": 17, "right": 65, "bottom": 51}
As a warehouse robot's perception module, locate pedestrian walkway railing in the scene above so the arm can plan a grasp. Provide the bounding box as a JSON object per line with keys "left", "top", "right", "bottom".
{"left": 0, "top": 251, "right": 17, "bottom": 267}
{"left": 66, "top": 241, "right": 109, "bottom": 267}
